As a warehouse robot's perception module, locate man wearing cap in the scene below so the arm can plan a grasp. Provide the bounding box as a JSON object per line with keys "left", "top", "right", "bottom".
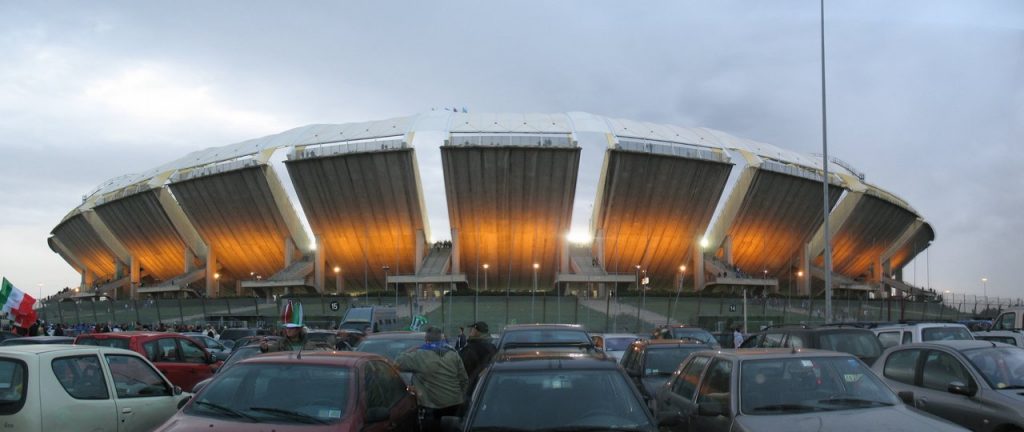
{"left": 261, "top": 300, "right": 321, "bottom": 352}
{"left": 396, "top": 326, "right": 468, "bottom": 432}
{"left": 459, "top": 321, "right": 497, "bottom": 389}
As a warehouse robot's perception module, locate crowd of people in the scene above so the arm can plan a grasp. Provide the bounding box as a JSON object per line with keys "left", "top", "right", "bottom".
{"left": 3, "top": 319, "right": 223, "bottom": 338}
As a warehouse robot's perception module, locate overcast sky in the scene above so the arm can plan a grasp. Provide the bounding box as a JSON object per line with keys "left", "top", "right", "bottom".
{"left": 1, "top": 1, "right": 1021, "bottom": 300}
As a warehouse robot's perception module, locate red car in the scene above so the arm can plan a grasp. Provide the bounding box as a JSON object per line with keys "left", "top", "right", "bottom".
{"left": 156, "top": 351, "right": 418, "bottom": 432}
{"left": 74, "top": 331, "right": 220, "bottom": 391}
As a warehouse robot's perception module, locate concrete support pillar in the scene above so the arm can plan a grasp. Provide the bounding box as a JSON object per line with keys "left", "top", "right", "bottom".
{"left": 313, "top": 236, "right": 325, "bottom": 294}
{"left": 284, "top": 237, "right": 296, "bottom": 267}
{"left": 723, "top": 235, "right": 734, "bottom": 266}
{"left": 184, "top": 247, "right": 197, "bottom": 273}
{"left": 451, "top": 228, "right": 460, "bottom": 274}
{"left": 205, "top": 246, "right": 219, "bottom": 298}
{"left": 81, "top": 268, "right": 95, "bottom": 288}
{"left": 560, "top": 239, "right": 570, "bottom": 274}
{"left": 130, "top": 257, "right": 141, "bottom": 300}
{"left": 335, "top": 271, "right": 344, "bottom": 294}
{"left": 596, "top": 229, "right": 606, "bottom": 268}
{"left": 799, "top": 244, "right": 811, "bottom": 296}
{"left": 693, "top": 241, "right": 705, "bottom": 293}
{"left": 415, "top": 230, "right": 425, "bottom": 275}
{"left": 115, "top": 261, "right": 125, "bottom": 280}
{"left": 883, "top": 259, "right": 893, "bottom": 298}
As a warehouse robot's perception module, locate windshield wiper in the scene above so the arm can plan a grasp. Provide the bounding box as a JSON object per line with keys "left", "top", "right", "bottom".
{"left": 249, "top": 406, "right": 329, "bottom": 424}
{"left": 817, "top": 398, "right": 894, "bottom": 407}
{"left": 194, "top": 401, "right": 257, "bottom": 421}
{"left": 749, "top": 403, "right": 819, "bottom": 412}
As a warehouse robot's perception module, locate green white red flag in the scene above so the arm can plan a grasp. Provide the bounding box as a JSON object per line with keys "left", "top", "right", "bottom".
{"left": 1, "top": 278, "right": 38, "bottom": 328}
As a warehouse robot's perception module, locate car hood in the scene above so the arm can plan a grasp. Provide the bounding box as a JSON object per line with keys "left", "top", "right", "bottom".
{"left": 735, "top": 406, "right": 967, "bottom": 432}
{"left": 156, "top": 414, "right": 350, "bottom": 432}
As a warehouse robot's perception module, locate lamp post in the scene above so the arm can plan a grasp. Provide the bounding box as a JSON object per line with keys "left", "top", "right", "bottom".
{"left": 382, "top": 265, "right": 392, "bottom": 307}
{"left": 635, "top": 265, "right": 641, "bottom": 332}
{"left": 982, "top": 277, "right": 989, "bottom": 313}
{"left": 479, "top": 264, "right": 488, "bottom": 322}
{"left": 670, "top": 265, "right": 686, "bottom": 325}
{"left": 333, "top": 266, "right": 341, "bottom": 295}
{"left": 532, "top": 263, "right": 539, "bottom": 323}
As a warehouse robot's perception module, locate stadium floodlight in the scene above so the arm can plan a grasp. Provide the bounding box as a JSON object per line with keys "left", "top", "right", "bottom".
{"left": 567, "top": 230, "right": 592, "bottom": 245}
{"left": 700, "top": 237, "right": 709, "bottom": 249}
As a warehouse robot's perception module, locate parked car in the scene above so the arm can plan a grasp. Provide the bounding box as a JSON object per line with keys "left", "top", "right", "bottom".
{"left": 0, "top": 344, "right": 190, "bottom": 432}
{"left": 653, "top": 348, "right": 967, "bottom": 432}
{"left": 496, "top": 324, "right": 596, "bottom": 352}
{"left": 591, "top": 333, "right": 642, "bottom": 361}
{"left": 75, "top": 331, "right": 220, "bottom": 391}
{"left": 651, "top": 324, "right": 719, "bottom": 346}
{"left": 740, "top": 324, "right": 883, "bottom": 365}
{"left": 218, "top": 327, "right": 272, "bottom": 343}
{"left": 0, "top": 336, "right": 74, "bottom": 346}
{"left": 441, "top": 350, "right": 661, "bottom": 431}
{"left": 354, "top": 331, "right": 426, "bottom": 361}
{"left": 191, "top": 338, "right": 284, "bottom": 394}
{"left": 992, "top": 307, "right": 1024, "bottom": 330}
{"left": 973, "top": 329, "right": 1024, "bottom": 347}
{"left": 181, "top": 332, "right": 233, "bottom": 360}
{"left": 157, "top": 351, "right": 418, "bottom": 431}
{"left": 873, "top": 322, "right": 974, "bottom": 348}
{"left": 306, "top": 329, "right": 341, "bottom": 350}
{"left": 339, "top": 306, "right": 400, "bottom": 333}
{"left": 873, "top": 340, "right": 1024, "bottom": 431}
{"left": 619, "top": 338, "right": 714, "bottom": 407}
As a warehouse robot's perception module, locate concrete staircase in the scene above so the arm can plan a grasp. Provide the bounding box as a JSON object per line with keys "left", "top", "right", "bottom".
{"left": 418, "top": 247, "right": 451, "bottom": 276}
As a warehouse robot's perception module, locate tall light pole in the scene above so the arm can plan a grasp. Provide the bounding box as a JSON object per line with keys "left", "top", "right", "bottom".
{"left": 532, "top": 263, "right": 539, "bottom": 323}
{"left": 819, "top": 0, "right": 833, "bottom": 324}
{"left": 635, "top": 265, "right": 641, "bottom": 332}
{"left": 671, "top": 265, "right": 686, "bottom": 325}
{"left": 982, "top": 277, "right": 988, "bottom": 300}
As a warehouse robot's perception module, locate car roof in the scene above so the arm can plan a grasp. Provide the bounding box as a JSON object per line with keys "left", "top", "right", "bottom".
{"left": 0, "top": 344, "right": 135, "bottom": 355}
{"left": 490, "top": 351, "right": 614, "bottom": 370}
{"left": 895, "top": 340, "right": 1011, "bottom": 351}
{"left": 692, "top": 348, "right": 853, "bottom": 361}
{"left": 9, "top": 336, "right": 75, "bottom": 341}
{"left": 639, "top": 339, "right": 713, "bottom": 348}
{"left": 239, "top": 350, "right": 381, "bottom": 367}
{"left": 597, "top": 333, "right": 640, "bottom": 339}
{"left": 502, "top": 324, "right": 586, "bottom": 331}
{"left": 362, "top": 331, "right": 425, "bottom": 340}
{"left": 76, "top": 331, "right": 179, "bottom": 338}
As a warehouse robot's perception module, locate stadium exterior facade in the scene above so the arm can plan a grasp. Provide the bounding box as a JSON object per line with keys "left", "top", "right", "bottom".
{"left": 49, "top": 112, "right": 935, "bottom": 301}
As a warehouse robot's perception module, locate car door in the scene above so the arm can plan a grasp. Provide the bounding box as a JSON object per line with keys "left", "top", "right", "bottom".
{"left": 915, "top": 349, "right": 986, "bottom": 429}
{"left": 691, "top": 358, "right": 734, "bottom": 432}
{"left": 148, "top": 337, "right": 189, "bottom": 390}
{"left": 176, "top": 337, "right": 216, "bottom": 391}
{"left": 374, "top": 360, "right": 418, "bottom": 430}
{"left": 44, "top": 353, "right": 118, "bottom": 432}
{"left": 657, "top": 355, "right": 709, "bottom": 430}
{"left": 102, "top": 353, "right": 179, "bottom": 432}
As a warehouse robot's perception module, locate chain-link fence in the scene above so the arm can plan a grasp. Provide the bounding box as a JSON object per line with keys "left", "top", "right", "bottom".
{"left": 36, "top": 291, "right": 1020, "bottom": 336}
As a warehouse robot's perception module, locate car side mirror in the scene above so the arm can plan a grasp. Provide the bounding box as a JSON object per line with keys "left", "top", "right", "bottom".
{"left": 366, "top": 407, "right": 390, "bottom": 424}
{"left": 897, "top": 391, "right": 915, "bottom": 405}
{"left": 948, "top": 381, "right": 975, "bottom": 397}
{"left": 173, "top": 385, "right": 182, "bottom": 396}
{"left": 176, "top": 395, "right": 191, "bottom": 410}
{"left": 440, "top": 416, "right": 462, "bottom": 432}
{"left": 657, "top": 410, "right": 683, "bottom": 427}
{"left": 206, "top": 354, "right": 218, "bottom": 365}
{"left": 697, "top": 400, "right": 727, "bottom": 417}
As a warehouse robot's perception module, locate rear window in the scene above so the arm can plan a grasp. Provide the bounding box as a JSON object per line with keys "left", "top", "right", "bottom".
{"left": 501, "top": 330, "right": 591, "bottom": 347}
{"left": 975, "top": 336, "right": 1016, "bottom": 346}
{"left": 816, "top": 332, "right": 881, "bottom": 359}
{"left": 670, "top": 329, "right": 717, "bottom": 345}
{"left": 922, "top": 327, "right": 973, "bottom": 341}
{"left": 0, "top": 359, "right": 27, "bottom": 414}
{"left": 76, "top": 337, "right": 130, "bottom": 349}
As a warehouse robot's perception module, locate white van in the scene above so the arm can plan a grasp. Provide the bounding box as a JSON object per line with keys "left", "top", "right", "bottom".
{"left": 873, "top": 322, "right": 974, "bottom": 349}
{"left": 339, "top": 306, "right": 400, "bottom": 333}
{"left": 0, "top": 344, "right": 190, "bottom": 432}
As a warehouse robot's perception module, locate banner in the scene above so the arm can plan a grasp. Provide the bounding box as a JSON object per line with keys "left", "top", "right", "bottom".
{"left": 0, "top": 278, "right": 38, "bottom": 328}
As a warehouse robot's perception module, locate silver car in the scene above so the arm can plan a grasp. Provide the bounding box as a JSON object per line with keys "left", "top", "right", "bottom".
{"left": 654, "top": 348, "right": 966, "bottom": 432}
{"left": 872, "top": 340, "right": 1024, "bottom": 431}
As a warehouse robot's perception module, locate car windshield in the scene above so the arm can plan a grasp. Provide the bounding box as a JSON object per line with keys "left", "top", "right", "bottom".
{"left": 670, "top": 329, "right": 716, "bottom": 344}
{"left": 0, "top": 359, "right": 26, "bottom": 412}
{"left": 187, "top": 363, "right": 350, "bottom": 424}
{"left": 470, "top": 370, "right": 654, "bottom": 431}
{"left": 76, "top": 337, "right": 130, "bottom": 349}
{"left": 741, "top": 357, "right": 897, "bottom": 414}
{"left": 964, "top": 347, "right": 1024, "bottom": 389}
{"left": 501, "top": 330, "right": 591, "bottom": 347}
{"left": 645, "top": 347, "right": 708, "bottom": 376}
{"left": 604, "top": 337, "right": 638, "bottom": 351}
{"left": 356, "top": 338, "right": 422, "bottom": 360}
{"left": 816, "top": 332, "right": 881, "bottom": 359}
{"left": 922, "top": 327, "right": 973, "bottom": 341}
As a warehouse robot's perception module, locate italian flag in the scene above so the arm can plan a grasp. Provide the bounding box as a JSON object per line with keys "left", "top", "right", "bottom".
{"left": 1, "top": 278, "right": 38, "bottom": 328}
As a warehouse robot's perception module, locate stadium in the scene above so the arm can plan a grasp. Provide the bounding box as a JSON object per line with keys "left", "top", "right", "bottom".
{"left": 48, "top": 112, "right": 935, "bottom": 302}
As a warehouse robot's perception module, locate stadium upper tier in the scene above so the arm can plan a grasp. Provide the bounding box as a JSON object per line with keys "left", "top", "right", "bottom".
{"left": 49, "top": 112, "right": 934, "bottom": 298}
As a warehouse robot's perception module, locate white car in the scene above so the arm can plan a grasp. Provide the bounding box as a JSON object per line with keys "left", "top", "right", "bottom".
{"left": 973, "top": 329, "right": 1024, "bottom": 347}
{"left": 0, "top": 344, "right": 191, "bottom": 432}
{"left": 592, "top": 333, "right": 642, "bottom": 361}
{"left": 873, "top": 322, "right": 974, "bottom": 349}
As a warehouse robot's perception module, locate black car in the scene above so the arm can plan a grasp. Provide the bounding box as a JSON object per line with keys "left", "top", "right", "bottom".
{"left": 740, "top": 324, "right": 883, "bottom": 365}
{"left": 495, "top": 324, "right": 596, "bottom": 352}
{"left": 620, "top": 338, "right": 714, "bottom": 406}
{"left": 442, "top": 350, "right": 662, "bottom": 431}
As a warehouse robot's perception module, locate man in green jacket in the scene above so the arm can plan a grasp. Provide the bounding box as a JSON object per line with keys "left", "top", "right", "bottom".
{"left": 396, "top": 326, "right": 469, "bottom": 432}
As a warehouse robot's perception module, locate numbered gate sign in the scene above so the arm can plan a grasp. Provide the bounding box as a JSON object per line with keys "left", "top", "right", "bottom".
{"left": 329, "top": 301, "right": 340, "bottom": 311}
{"left": 728, "top": 304, "right": 737, "bottom": 312}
